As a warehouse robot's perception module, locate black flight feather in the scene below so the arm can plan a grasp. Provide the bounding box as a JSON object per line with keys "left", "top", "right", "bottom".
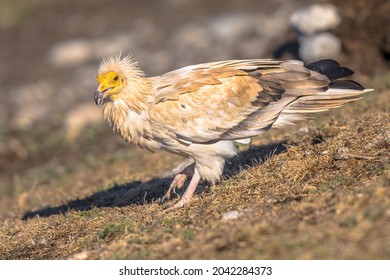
{"left": 305, "top": 59, "right": 354, "bottom": 81}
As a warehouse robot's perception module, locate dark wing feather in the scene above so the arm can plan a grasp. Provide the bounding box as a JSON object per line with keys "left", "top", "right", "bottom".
{"left": 305, "top": 59, "right": 354, "bottom": 81}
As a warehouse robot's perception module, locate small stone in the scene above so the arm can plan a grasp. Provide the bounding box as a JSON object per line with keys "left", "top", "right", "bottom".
{"left": 333, "top": 147, "right": 350, "bottom": 160}
{"left": 68, "top": 251, "right": 90, "bottom": 260}
{"left": 222, "top": 210, "right": 244, "bottom": 221}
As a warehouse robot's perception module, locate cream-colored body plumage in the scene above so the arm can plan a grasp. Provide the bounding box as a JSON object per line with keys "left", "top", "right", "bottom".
{"left": 94, "top": 55, "right": 372, "bottom": 208}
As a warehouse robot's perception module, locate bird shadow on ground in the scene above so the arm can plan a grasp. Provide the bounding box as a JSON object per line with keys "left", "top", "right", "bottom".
{"left": 22, "top": 142, "right": 287, "bottom": 220}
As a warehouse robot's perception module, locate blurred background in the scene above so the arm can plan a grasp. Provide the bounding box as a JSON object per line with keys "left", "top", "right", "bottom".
{"left": 0, "top": 0, "right": 389, "bottom": 204}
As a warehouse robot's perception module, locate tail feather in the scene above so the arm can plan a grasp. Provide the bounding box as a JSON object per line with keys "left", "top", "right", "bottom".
{"left": 272, "top": 59, "right": 373, "bottom": 129}
{"left": 273, "top": 88, "right": 373, "bottom": 128}
{"left": 330, "top": 80, "right": 365, "bottom": 90}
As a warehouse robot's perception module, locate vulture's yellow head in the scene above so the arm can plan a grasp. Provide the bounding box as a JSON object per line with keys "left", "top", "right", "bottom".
{"left": 94, "top": 55, "right": 143, "bottom": 106}
{"left": 95, "top": 70, "right": 125, "bottom": 105}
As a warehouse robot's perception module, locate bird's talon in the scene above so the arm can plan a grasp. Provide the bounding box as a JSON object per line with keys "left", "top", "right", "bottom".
{"left": 160, "top": 195, "right": 169, "bottom": 205}
{"left": 163, "top": 173, "right": 188, "bottom": 203}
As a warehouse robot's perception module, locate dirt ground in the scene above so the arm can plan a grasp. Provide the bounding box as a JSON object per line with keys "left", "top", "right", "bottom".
{"left": 0, "top": 0, "right": 389, "bottom": 259}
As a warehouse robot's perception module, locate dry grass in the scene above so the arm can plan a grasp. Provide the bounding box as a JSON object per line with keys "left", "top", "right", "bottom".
{"left": 0, "top": 85, "right": 389, "bottom": 260}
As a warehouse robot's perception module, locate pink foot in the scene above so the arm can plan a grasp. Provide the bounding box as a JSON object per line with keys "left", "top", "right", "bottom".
{"left": 165, "top": 168, "right": 201, "bottom": 210}
{"left": 162, "top": 163, "right": 195, "bottom": 202}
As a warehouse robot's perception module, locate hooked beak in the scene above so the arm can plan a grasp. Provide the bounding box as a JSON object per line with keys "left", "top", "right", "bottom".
{"left": 94, "top": 88, "right": 112, "bottom": 106}
{"left": 94, "top": 90, "right": 102, "bottom": 106}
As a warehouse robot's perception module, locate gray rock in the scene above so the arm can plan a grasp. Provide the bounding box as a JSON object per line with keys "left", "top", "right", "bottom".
{"left": 91, "top": 33, "right": 137, "bottom": 59}
{"left": 49, "top": 33, "right": 137, "bottom": 68}
{"left": 63, "top": 102, "right": 103, "bottom": 142}
{"left": 171, "top": 23, "right": 212, "bottom": 54}
{"left": 49, "top": 39, "right": 92, "bottom": 68}
{"left": 290, "top": 4, "right": 341, "bottom": 35}
{"left": 10, "top": 81, "right": 54, "bottom": 130}
{"left": 299, "top": 32, "right": 342, "bottom": 63}
{"left": 210, "top": 14, "right": 255, "bottom": 43}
